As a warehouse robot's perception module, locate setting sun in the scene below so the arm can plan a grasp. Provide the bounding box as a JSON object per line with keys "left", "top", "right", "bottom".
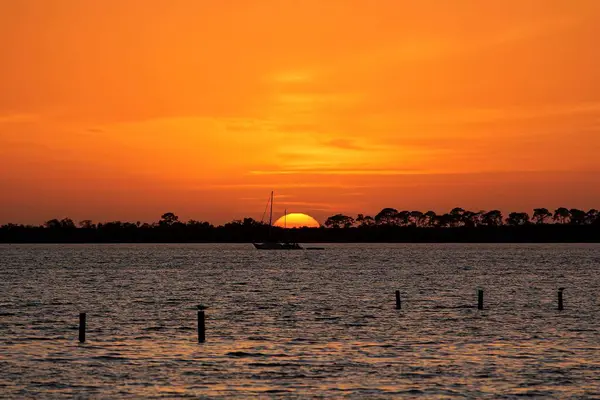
{"left": 274, "top": 213, "right": 320, "bottom": 229}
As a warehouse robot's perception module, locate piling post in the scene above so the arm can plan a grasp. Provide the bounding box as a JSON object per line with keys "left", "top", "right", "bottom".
{"left": 79, "top": 313, "right": 86, "bottom": 343}
{"left": 197, "top": 307, "right": 206, "bottom": 343}
{"left": 558, "top": 288, "right": 564, "bottom": 311}
{"left": 395, "top": 290, "right": 401, "bottom": 310}
{"left": 477, "top": 289, "right": 484, "bottom": 310}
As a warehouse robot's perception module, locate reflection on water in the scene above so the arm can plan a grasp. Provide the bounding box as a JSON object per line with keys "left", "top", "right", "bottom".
{"left": 1, "top": 244, "right": 599, "bottom": 398}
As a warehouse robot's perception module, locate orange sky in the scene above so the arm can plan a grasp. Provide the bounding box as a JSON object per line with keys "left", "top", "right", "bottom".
{"left": 1, "top": 0, "right": 600, "bottom": 225}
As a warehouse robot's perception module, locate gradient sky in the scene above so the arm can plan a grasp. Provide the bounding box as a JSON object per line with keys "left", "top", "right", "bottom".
{"left": 2, "top": 0, "right": 600, "bottom": 225}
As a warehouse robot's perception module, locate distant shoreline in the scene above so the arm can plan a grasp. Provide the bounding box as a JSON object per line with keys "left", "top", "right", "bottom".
{"left": 2, "top": 225, "right": 599, "bottom": 244}
{"left": 1, "top": 241, "right": 600, "bottom": 244}
{"left": 3, "top": 208, "right": 600, "bottom": 243}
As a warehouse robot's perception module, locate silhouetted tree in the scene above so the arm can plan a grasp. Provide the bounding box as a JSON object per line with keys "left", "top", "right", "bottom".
{"left": 356, "top": 214, "right": 375, "bottom": 227}
{"left": 242, "top": 217, "right": 262, "bottom": 227}
{"left": 324, "top": 214, "right": 354, "bottom": 228}
{"left": 356, "top": 214, "right": 365, "bottom": 227}
{"left": 553, "top": 207, "right": 570, "bottom": 224}
{"left": 103, "top": 221, "right": 124, "bottom": 229}
{"left": 585, "top": 209, "right": 599, "bottom": 225}
{"left": 60, "top": 218, "right": 76, "bottom": 229}
{"left": 375, "top": 208, "right": 398, "bottom": 225}
{"left": 160, "top": 212, "right": 179, "bottom": 227}
{"left": 569, "top": 209, "right": 586, "bottom": 225}
{"left": 396, "top": 211, "right": 411, "bottom": 227}
{"left": 532, "top": 208, "right": 552, "bottom": 224}
{"left": 450, "top": 207, "right": 465, "bottom": 216}
{"left": 462, "top": 211, "right": 481, "bottom": 228}
{"left": 434, "top": 213, "right": 454, "bottom": 228}
{"left": 343, "top": 215, "right": 355, "bottom": 228}
{"left": 224, "top": 219, "right": 243, "bottom": 227}
{"left": 44, "top": 219, "right": 62, "bottom": 229}
{"left": 423, "top": 211, "right": 437, "bottom": 227}
{"left": 187, "top": 219, "right": 213, "bottom": 228}
{"left": 79, "top": 220, "right": 95, "bottom": 229}
{"left": 409, "top": 211, "right": 425, "bottom": 227}
{"left": 481, "top": 210, "right": 503, "bottom": 226}
{"left": 506, "top": 212, "right": 530, "bottom": 226}
{"left": 449, "top": 207, "right": 465, "bottom": 227}
{"left": 43, "top": 218, "right": 75, "bottom": 229}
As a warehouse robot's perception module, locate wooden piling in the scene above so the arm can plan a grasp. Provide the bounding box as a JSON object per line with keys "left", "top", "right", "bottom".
{"left": 477, "top": 289, "right": 484, "bottom": 310}
{"left": 558, "top": 288, "right": 564, "bottom": 311}
{"left": 395, "top": 290, "right": 401, "bottom": 310}
{"left": 79, "top": 313, "right": 86, "bottom": 343}
{"left": 197, "top": 309, "right": 205, "bottom": 343}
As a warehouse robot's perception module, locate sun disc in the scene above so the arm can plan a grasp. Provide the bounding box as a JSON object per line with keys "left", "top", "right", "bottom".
{"left": 274, "top": 213, "right": 320, "bottom": 228}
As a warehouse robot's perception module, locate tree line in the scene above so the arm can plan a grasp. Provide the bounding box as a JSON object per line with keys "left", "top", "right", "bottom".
{"left": 323, "top": 207, "right": 599, "bottom": 228}
{"left": 1, "top": 208, "right": 599, "bottom": 243}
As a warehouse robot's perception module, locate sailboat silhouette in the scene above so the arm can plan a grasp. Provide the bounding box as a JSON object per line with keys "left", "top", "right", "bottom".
{"left": 252, "top": 191, "right": 303, "bottom": 250}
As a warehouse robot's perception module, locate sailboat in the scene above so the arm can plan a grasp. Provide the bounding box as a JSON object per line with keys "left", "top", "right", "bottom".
{"left": 252, "top": 191, "right": 303, "bottom": 250}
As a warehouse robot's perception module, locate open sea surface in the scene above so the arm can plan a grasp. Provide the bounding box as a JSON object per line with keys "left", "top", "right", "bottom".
{"left": 1, "top": 243, "right": 599, "bottom": 398}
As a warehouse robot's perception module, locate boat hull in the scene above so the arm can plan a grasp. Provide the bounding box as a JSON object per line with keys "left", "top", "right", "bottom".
{"left": 253, "top": 242, "right": 303, "bottom": 250}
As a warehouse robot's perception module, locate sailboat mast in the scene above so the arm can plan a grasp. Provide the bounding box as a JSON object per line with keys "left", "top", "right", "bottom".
{"left": 284, "top": 209, "right": 287, "bottom": 229}
{"left": 269, "top": 191, "right": 273, "bottom": 237}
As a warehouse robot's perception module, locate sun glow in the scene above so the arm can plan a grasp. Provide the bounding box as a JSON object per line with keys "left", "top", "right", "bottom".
{"left": 274, "top": 213, "right": 320, "bottom": 228}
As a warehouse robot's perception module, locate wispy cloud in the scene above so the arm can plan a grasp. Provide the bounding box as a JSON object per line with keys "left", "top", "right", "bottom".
{"left": 239, "top": 194, "right": 295, "bottom": 201}
{"left": 322, "top": 138, "right": 368, "bottom": 151}
{"left": 249, "top": 168, "right": 430, "bottom": 176}
{"left": 0, "top": 113, "right": 37, "bottom": 124}
{"left": 86, "top": 127, "right": 105, "bottom": 133}
{"left": 277, "top": 200, "right": 335, "bottom": 208}
{"left": 204, "top": 182, "right": 372, "bottom": 189}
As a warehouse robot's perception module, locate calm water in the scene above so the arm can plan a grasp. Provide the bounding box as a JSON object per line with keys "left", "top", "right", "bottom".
{"left": 1, "top": 244, "right": 599, "bottom": 398}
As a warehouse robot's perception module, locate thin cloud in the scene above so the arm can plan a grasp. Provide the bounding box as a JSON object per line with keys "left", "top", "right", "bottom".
{"left": 323, "top": 138, "right": 368, "bottom": 151}
{"left": 277, "top": 200, "right": 336, "bottom": 208}
{"left": 204, "top": 182, "right": 372, "bottom": 189}
{"left": 87, "top": 128, "right": 105, "bottom": 133}
{"left": 250, "top": 167, "right": 429, "bottom": 176}
{"left": 0, "top": 113, "right": 37, "bottom": 124}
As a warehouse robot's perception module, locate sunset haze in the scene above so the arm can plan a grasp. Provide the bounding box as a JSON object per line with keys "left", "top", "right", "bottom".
{"left": 2, "top": 0, "right": 600, "bottom": 225}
